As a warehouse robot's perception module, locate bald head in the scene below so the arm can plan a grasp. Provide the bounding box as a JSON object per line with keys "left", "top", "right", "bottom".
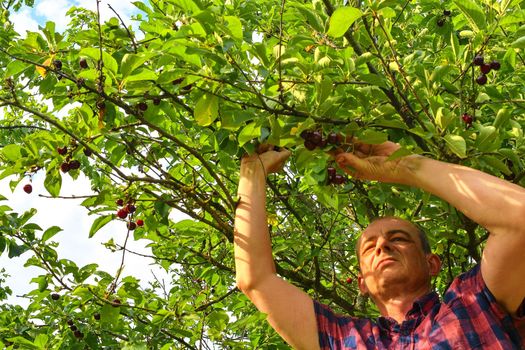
{"left": 355, "top": 217, "right": 431, "bottom": 266}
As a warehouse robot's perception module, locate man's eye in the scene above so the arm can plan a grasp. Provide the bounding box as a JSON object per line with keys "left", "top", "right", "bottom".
{"left": 392, "top": 237, "right": 406, "bottom": 242}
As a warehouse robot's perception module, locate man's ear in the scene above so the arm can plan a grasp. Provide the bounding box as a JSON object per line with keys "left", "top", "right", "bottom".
{"left": 357, "top": 273, "right": 369, "bottom": 296}
{"left": 427, "top": 253, "right": 442, "bottom": 277}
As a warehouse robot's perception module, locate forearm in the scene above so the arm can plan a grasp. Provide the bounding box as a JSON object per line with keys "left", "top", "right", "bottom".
{"left": 403, "top": 156, "right": 525, "bottom": 234}
{"left": 234, "top": 162, "right": 276, "bottom": 292}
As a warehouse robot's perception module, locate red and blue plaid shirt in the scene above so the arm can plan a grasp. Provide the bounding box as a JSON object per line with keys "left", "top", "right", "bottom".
{"left": 315, "top": 265, "right": 525, "bottom": 349}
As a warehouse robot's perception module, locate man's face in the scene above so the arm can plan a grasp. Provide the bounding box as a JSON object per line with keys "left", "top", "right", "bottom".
{"left": 357, "top": 217, "right": 439, "bottom": 297}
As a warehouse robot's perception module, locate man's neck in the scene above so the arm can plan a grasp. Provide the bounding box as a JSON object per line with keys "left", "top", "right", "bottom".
{"left": 372, "top": 285, "right": 431, "bottom": 323}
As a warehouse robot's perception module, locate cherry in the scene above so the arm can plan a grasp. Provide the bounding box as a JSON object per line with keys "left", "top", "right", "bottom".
{"left": 137, "top": 102, "right": 148, "bottom": 111}
{"left": 304, "top": 139, "right": 317, "bottom": 151}
{"left": 490, "top": 60, "right": 501, "bottom": 70}
{"left": 476, "top": 74, "right": 487, "bottom": 85}
{"left": 300, "top": 130, "right": 311, "bottom": 140}
{"left": 127, "top": 221, "right": 137, "bottom": 230}
{"left": 462, "top": 113, "right": 473, "bottom": 126}
{"left": 53, "top": 59, "right": 63, "bottom": 70}
{"left": 327, "top": 167, "right": 336, "bottom": 180}
{"left": 67, "top": 319, "right": 74, "bottom": 326}
{"left": 480, "top": 64, "right": 491, "bottom": 74}
{"left": 69, "top": 325, "right": 77, "bottom": 332}
{"left": 94, "top": 313, "right": 101, "bottom": 320}
{"left": 309, "top": 131, "right": 322, "bottom": 145}
{"left": 23, "top": 184, "right": 32, "bottom": 194}
{"left": 117, "top": 208, "right": 128, "bottom": 219}
{"left": 79, "top": 58, "right": 88, "bottom": 69}
{"left": 126, "top": 204, "right": 136, "bottom": 213}
{"left": 51, "top": 293, "right": 60, "bottom": 300}
{"left": 83, "top": 148, "right": 92, "bottom": 157}
{"left": 57, "top": 146, "right": 68, "bottom": 155}
{"left": 60, "top": 162, "right": 70, "bottom": 173}
{"left": 68, "top": 160, "right": 81, "bottom": 170}
{"left": 73, "top": 330, "right": 84, "bottom": 339}
{"left": 136, "top": 219, "right": 144, "bottom": 227}
{"left": 473, "top": 55, "right": 484, "bottom": 66}
{"left": 346, "top": 277, "right": 353, "bottom": 284}
{"left": 112, "top": 298, "right": 121, "bottom": 307}
{"left": 443, "top": 9, "right": 451, "bottom": 16}
{"left": 96, "top": 100, "right": 106, "bottom": 110}
{"left": 327, "top": 132, "right": 342, "bottom": 145}
{"left": 116, "top": 198, "right": 124, "bottom": 206}
{"left": 332, "top": 174, "right": 346, "bottom": 185}
{"left": 172, "top": 78, "right": 184, "bottom": 85}
{"left": 153, "top": 97, "right": 161, "bottom": 105}
{"left": 437, "top": 18, "right": 445, "bottom": 27}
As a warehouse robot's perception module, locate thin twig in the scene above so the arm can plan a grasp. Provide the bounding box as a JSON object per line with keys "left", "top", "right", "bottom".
{"left": 108, "top": 4, "right": 137, "bottom": 53}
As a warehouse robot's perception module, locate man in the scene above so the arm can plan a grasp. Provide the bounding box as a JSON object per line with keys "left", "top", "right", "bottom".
{"left": 233, "top": 140, "right": 525, "bottom": 349}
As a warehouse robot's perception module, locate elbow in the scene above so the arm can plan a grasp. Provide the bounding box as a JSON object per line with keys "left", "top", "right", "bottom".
{"left": 235, "top": 276, "right": 257, "bottom": 296}
{"left": 235, "top": 273, "right": 273, "bottom": 297}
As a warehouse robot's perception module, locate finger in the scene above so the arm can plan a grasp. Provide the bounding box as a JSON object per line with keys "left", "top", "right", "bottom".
{"left": 336, "top": 153, "right": 362, "bottom": 176}
{"left": 256, "top": 143, "right": 268, "bottom": 154}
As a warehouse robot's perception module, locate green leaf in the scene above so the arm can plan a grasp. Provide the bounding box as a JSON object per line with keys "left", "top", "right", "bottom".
{"left": 44, "top": 170, "right": 61, "bottom": 197}
{"left": 511, "top": 36, "right": 525, "bottom": 48}
{"left": 1, "top": 144, "right": 22, "bottom": 162}
{"left": 42, "top": 226, "right": 62, "bottom": 242}
{"left": 89, "top": 215, "right": 113, "bottom": 238}
{"left": 120, "top": 53, "right": 155, "bottom": 78}
{"left": 224, "top": 16, "right": 243, "bottom": 40}
{"left": 79, "top": 48, "right": 118, "bottom": 75}
{"left": 453, "top": 0, "right": 486, "bottom": 32}
{"left": 238, "top": 123, "right": 261, "bottom": 147}
{"left": 480, "top": 155, "right": 512, "bottom": 175}
{"left": 5, "top": 61, "right": 28, "bottom": 77}
{"left": 356, "top": 129, "right": 388, "bottom": 144}
{"left": 8, "top": 242, "right": 28, "bottom": 258}
{"left": 444, "top": 134, "right": 467, "bottom": 158}
{"left": 100, "top": 303, "right": 120, "bottom": 324}
{"left": 326, "top": 7, "right": 363, "bottom": 38}
{"left": 194, "top": 94, "right": 219, "bottom": 126}
{"left": 33, "top": 334, "right": 48, "bottom": 348}
{"left": 475, "top": 125, "right": 497, "bottom": 151}
{"left": 493, "top": 108, "right": 512, "bottom": 129}
{"left": 6, "top": 337, "right": 38, "bottom": 349}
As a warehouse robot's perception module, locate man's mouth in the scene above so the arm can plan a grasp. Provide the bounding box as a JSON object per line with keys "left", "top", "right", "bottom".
{"left": 376, "top": 258, "right": 397, "bottom": 269}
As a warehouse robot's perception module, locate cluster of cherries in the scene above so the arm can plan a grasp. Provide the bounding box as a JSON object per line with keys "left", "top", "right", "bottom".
{"left": 66, "top": 318, "right": 85, "bottom": 340}
{"left": 300, "top": 130, "right": 349, "bottom": 185}
{"left": 300, "top": 130, "right": 344, "bottom": 151}
{"left": 116, "top": 198, "right": 144, "bottom": 230}
{"left": 473, "top": 55, "right": 500, "bottom": 85}
{"left": 49, "top": 293, "right": 86, "bottom": 339}
{"left": 437, "top": 9, "right": 452, "bottom": 27}
{"left": 57, "top": 145, "right": 88, "bottom": 173}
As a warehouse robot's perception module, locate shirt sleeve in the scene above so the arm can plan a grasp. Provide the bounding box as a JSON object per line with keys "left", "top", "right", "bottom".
{"left": 449, "top": 264, "right": 525, "bottom": 342}
{"left": 313, "top": 300, "right": 373, "bottom": 349}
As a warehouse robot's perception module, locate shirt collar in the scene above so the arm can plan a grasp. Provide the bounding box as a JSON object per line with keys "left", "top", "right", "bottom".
{"left": 377, "top": 291, "right": 440, "bottom": 331}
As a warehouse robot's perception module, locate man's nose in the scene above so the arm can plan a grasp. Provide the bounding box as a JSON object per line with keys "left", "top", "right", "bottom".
{"left": 375, "top": 237, "right": 392, "bottom": 255}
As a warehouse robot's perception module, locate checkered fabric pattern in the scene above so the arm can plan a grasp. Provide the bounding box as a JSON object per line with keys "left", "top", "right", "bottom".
{"left": 315, "top": 265, "right": 525, "bottom": 349}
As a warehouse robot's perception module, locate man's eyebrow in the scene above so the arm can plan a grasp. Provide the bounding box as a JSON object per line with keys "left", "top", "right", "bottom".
{"left": 385, "top": 229, "right": 413, "bottom": 238}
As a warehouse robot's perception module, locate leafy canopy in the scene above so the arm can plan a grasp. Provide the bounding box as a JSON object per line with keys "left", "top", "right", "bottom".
{"left": 1, "top": 0, "right": 525, "bottom": 348}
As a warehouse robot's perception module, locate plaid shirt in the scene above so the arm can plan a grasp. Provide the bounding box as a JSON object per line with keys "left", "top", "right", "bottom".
{"left": 315, "top": 265, "right": 525, "bottom": 349}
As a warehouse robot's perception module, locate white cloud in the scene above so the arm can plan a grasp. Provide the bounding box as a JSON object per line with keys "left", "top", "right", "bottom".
{"left": 11, "top": 7, "right": 39, "bottom": 35}
{"left": 34, "top": 0, "right": 73, "bottom": 32}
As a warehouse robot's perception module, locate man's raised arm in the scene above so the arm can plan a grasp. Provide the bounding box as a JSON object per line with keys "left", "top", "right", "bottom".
{"left": 336, "top": 141, "right": 525, "bottom": 315}
{"left": 234, "top": 147, "right": 320, "bottom": 349}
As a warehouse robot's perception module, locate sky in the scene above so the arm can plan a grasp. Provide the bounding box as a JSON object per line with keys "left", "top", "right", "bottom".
{"left": 0, "top": 0, "right": 183, "bottom": 307}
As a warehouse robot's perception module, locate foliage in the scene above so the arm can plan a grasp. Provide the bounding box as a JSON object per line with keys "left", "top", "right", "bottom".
{"left": 1, "top": 0, "right": 525, "bottom": 348}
